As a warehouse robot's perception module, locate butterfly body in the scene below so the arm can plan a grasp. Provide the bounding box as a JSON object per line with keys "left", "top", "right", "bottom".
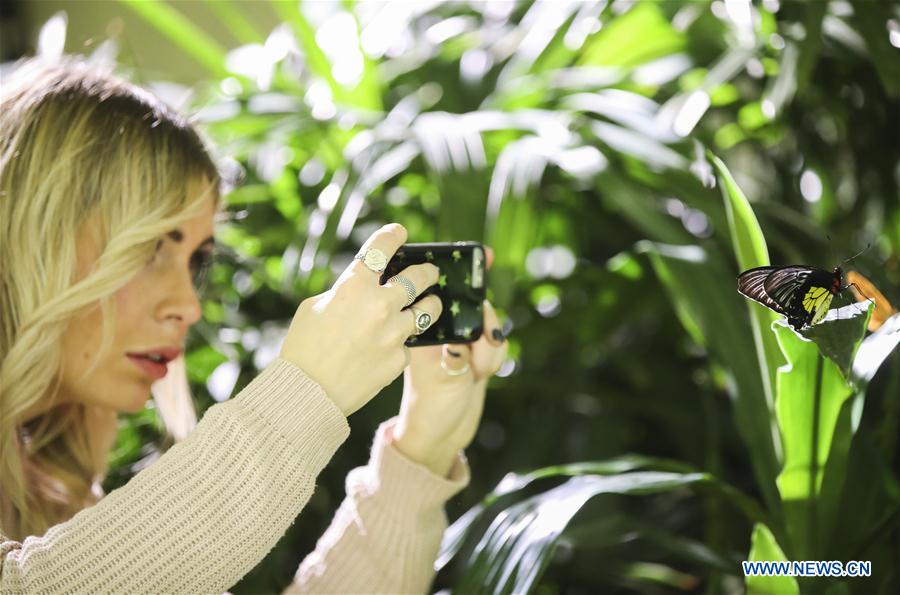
{"left": 737, "top": 265, "right": 843, "bottom": 330}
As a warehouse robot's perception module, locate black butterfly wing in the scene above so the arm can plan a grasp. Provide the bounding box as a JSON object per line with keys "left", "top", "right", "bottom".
{"left": 762, "top": 266, "right": 816, "bottom": 310}
{"left": 737, "top": 266, "right": 790, "bottom": 315}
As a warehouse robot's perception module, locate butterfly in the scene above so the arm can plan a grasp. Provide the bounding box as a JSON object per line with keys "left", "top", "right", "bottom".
{"left": 737, "top": 265, "right": 845, "bottom": 331}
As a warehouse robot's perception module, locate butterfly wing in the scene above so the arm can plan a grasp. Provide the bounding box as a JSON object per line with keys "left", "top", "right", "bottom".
{"left": 761, "top": 266, "right": 816, "bottom": 310}
{"left": 737, "top": 266, "right": 789, "bottom": 315}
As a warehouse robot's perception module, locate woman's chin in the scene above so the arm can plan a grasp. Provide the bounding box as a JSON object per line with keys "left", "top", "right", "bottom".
{"left": 120, "top": 391, "right": 152, "bottom": 414}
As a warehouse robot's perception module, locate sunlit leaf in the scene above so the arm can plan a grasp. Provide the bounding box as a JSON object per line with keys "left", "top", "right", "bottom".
{"left": 745, "top": 524, "right": 800, "bottom": 595}
{"left": 709, "top": 153, "right": 784, "bottom": 471}
{"left": 772, "top": 319, "right": 854, "bottom": 558}
{"left": 579, "top": 2, "right": 685, "bottom": 68}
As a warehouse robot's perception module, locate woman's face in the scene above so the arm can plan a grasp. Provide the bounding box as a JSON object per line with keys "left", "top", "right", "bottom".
{"left": 59, "top": 184, "right": 217, "bottom": 413}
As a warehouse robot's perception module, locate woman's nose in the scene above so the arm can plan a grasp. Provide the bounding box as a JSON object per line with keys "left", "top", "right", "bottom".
{"left": 161, "top": 269, "right": 203, "bottom": 327}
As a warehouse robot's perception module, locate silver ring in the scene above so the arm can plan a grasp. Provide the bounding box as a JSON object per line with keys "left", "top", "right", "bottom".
{"left": 354, "top": 247, "right": 387, "bottom": 273}
{"left": 441, "top": 358, "right": 470, "bottom": 376}
{"left": 409, "top": 307, "right": 432, "bottom": 335}
{"left": 387, "top": 274, "right": 417, "bottom": 308}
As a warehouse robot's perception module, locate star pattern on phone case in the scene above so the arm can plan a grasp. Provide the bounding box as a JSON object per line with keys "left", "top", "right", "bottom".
{"left": 460, "top": 326, "right": 472, "bottom": 339}
{"left": 438, "top": 273, "right": 447, "bottom": 288}
{"left": 436, "top": 328, "right": 446, "bottom": 341}
{"left": 452, "top": 249, "right": 461, "bottom": 262}
{"left": 425, "top": 250, "right": 434, "bottom": 262}
{"left": 450, "top": 300, "right": 461, "bottom": 317}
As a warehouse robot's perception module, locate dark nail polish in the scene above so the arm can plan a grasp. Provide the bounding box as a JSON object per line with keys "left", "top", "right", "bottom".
{"left": 492, "top": 329, "right": 505, "bottom": 342}
{"left": 447, "top": 349, "right": 461, "bottom": 357}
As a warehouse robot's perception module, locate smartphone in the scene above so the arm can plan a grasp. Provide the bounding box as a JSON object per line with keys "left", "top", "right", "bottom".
{"left": 380, "top": 242, "right": 486, "bottom": 346}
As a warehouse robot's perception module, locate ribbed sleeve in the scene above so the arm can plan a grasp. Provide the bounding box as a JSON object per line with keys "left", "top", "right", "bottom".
{"left": 0, "top": 357, "right": 349, "bottom": 594}
{"left": 286, "top": 416, "right": 470, "bottom": 594}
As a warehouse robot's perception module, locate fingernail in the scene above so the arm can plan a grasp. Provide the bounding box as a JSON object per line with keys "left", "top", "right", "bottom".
{"left": 491, "top": 328, "right": 505, "bottom": 343}
{"left": 447, "top": 349, "right": 461, "bottom": 357}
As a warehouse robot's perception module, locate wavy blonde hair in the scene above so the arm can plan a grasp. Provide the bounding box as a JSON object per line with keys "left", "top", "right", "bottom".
{"left": 0, "top": 55, "right": 226, "bottom": 541}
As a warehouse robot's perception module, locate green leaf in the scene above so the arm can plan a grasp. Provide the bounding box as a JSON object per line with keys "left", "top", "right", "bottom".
{"left": 745, "top": 523, "right": 800, "bottom": 595}
{"left": 799, "top": 303, "right": 873, "bottom": 380}
{"left": 579, "top": 2, "right": 685, "bottom": 68}
{"left": 772, "top": 320, "right": 854, "bottom": 558}
{"left": 709, "top": 152, "right": 784, "bottom": 470}
{"left": 438, "top": 456, "right": 770, "bottom": 573}
{"left": 451, "top": 472, "right": 711, "bottom": 595}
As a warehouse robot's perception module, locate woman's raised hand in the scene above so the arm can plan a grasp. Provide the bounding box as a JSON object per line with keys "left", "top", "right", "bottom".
{"left": 279, "top": 224, "right": 442, "bottom": 416}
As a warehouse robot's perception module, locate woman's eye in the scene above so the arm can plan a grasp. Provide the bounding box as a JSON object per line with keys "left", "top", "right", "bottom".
{"left": 190, "top": 251, "right": 215, "bottom": 293}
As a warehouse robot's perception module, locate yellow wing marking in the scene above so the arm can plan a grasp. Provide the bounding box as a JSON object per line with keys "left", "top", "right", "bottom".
{"left": 804, "top": 288, "right": 833, "bottom": 325}
{"left": 802, "top": 286, "right": 828, "bottom": 313}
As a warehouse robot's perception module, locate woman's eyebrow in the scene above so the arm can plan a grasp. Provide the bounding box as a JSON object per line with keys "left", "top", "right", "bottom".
{"left": 167, "top": 229, "right": 215, "bottom": 249}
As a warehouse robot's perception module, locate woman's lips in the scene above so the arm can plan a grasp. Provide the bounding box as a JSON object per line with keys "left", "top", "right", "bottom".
{"left": 127, "top": 354, "right": 169, "bottom": 380}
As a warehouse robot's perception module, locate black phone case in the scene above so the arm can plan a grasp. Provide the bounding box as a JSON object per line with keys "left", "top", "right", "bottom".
{"left": 380, "top": 242, "right": 486, "bottom": 346}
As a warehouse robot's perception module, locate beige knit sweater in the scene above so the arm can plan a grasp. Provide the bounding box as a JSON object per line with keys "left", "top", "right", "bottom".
{"left": 0, "top": 357, "right": 470, "bottom": 594}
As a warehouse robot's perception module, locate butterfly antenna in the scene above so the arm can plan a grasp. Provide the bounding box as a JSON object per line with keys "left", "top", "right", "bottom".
{"left": 839, "top": 243, "right": 871, "bottom": 266}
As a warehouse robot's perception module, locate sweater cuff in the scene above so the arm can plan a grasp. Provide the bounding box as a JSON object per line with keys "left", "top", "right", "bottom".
{"left": 230, "top": 357, "right": 350, "bottom": 472}
{"left": 360, "top": 416, "right": 470, "bottom": 513}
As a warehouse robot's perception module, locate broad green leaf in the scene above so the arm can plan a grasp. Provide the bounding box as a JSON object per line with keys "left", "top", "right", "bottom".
{"left": 636, "top": 241, "right": 781, "bottom": 514}
{"left": 745, "top": 523, "right": 800, "bottom": 595}
{"left": 799, "top": 302, "right": 873, "bottom": 380}
{"left": 438, "top": 456, "right": 769, "bottom": 572}
{"left": 709, "top": 152, "right": 784, "bottom": 470}
{"left": 773, "top": 320, "right": 853, "bottom": 558}
{"left": 451, "top": 472, "right": 711, "bottom": 595}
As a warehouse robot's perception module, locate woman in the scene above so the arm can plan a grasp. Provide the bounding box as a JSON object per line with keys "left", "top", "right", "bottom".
{"left": 0, "top": 55, "right": 507, "bottom": 593}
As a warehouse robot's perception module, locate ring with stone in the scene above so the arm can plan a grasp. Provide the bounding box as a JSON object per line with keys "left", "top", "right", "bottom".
{"left": 441, "top": 358, "right": 470, "bottom": 376}
{"left": 410, "top": 307, "right": 432, "bottom": 335}
{"left": 354, "top": 247, "right": 388, "bottom": 273}
{"left": 387, "top": 274, "right": 417, "bottom": 308}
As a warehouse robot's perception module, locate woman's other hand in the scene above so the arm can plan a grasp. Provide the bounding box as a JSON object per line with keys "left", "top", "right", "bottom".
{"left": 279, "top": 224, "right": 442, "bottom": 416}
{"left": 394, "top": 289, "right": 508, "bottom": 476}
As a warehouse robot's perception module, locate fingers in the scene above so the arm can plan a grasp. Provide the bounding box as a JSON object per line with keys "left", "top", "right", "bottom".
{"left": 399, "top": 294, "right": 442, "bottom": 339}
{"left": 441, "top": 343, "right": 472, "bottom": 376}
{"left": 384, "top": 262, "right": 440, "bottom": 308}
{"left": 353, "top": 223, "right": 408, "bottom": 274}
{"left": 470, "top": 300, "right": 507, "bottom": 377}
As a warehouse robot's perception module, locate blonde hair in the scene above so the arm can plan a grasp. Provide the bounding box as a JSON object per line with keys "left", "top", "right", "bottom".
{"left": 0, "top": 54, "right": 226, "bottom": 541}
